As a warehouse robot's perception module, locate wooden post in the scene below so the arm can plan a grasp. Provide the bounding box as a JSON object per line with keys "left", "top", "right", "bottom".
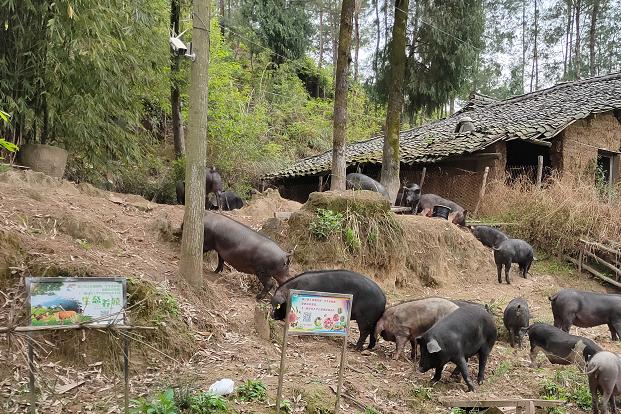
{"left": 334, "top": 336, "right": 347, "bottom": 414}
{"left": 419, "top": 167, "right": 427, "bottom": 189}
{"left": 536, "top": 155, "right": 543, "bottom": 187}
{"left": 578, "top": 244, "right": 584, "bottom": 274}
{"left": 474, "top": 166, "right": 490, "bottom": 216}
{"left": 318, "top": 176, "right": 323, "bottom": 192}
{"left": 275, "top": 295, "right": 292, "bottom": 413}
{"left": 28, "top": 335, "right": 36, "bottom": 414}
{"left": 124, "top": 335, "right": 130, "bottom": 414}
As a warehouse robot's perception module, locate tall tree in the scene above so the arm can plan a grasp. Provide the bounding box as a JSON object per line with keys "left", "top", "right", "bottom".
{"left": 380, "top": 0, "right": 408, "bottom": 203}
{"left": 180, "top": 0, "right": 210, "bottom": 287}
{"left": 318, "top": 6, "right": 325, "bottom": 69}
{"left": 171, "top": 0, "right": 185, "bottom": 158}
{"left": 374, "top": 0, "right": 381, "bottom": 75}
{"left": 353, "top": 0, "right": 361, "bottom": 82}
{"left": 563, "top": 0, "right": 573, "bottom": 77}
{"left": 521, "top": 0, "right": 526, "bottom": 93}
{"left": 241, "top": 0, "right": 312, "bottom": 63}
{"left": 574, "top": 0, "right": 582, "bottom": 77}
{"left": 330, "top": 0, "right": 354, "bottom": 191}
{"left": 588, "top": 0, "right": 600, "bottom": 75}
{"left": 530, "top": 0, "right": 539, "bottom": 91}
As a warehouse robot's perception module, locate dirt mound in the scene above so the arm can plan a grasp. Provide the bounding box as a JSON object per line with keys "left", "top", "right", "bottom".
{"left": 270, "top": 190, "right": 494, "bottom": 291}
{"left": 235, "top": 188, "right": 302, "bottom": 219}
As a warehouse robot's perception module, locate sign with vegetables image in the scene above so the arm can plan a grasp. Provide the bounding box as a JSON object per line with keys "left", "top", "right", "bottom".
{"left": 286, "top": 290, "right": 352, "bottom": 336}
{"left": 26, "top": 277, "right": 127, "bottom": 327}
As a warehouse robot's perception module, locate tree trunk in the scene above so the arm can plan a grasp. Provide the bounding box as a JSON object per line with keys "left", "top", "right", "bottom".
{"left": 563, "top": 0, "right": 573, "bottom": 77}
{"left": 354, "top": 0, "right": 360, "bottom": 82}
{"left": 374, "top": 0, "right": 381, "bottom": 76}
{"left": 219, "top": 0, "right": 225, "bottom": 35}
{"left": 380, "top": 0, "right": 409, "bottom": 203}
{"left": 332, "top": 1, "right": 339, "bottom": 79}
{"left": 531, "top": 0, "right": 539, "bottom": 91}
{"left": 170, "top": 0, "right": 185, "bottom": 158}
{"left": 318, "top": 8, "right": 324, "bottom": 70}
{"left": 180, "top": 0, "right": 210, "bottom": 288}
{"left": 589, "top": 0, "right": 600, "bottom": 76}
{"left": 330, "top": 0, "right": 355, "bottom": 191}
{"left": 574, "top": 0, "right": 582, "bottom": 78}
{"left": 521, "top": 0, "right": 526, "bottom": 93}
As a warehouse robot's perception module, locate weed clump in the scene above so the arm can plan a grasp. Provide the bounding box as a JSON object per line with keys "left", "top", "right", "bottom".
{"left": 236, "top": 379, "right": 268, "bottom": 402}
{"left": 540, "top": 367, "right": 591, "bottom": 412}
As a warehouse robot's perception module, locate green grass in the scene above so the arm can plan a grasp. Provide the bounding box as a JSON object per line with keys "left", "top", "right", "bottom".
{"left": 532, "top": 257, "right": 574, "bottom": 275}
{"left": 236, "top": 379, "right": 267, "bottom": 403}
{"left": 540, "top": 367, "right": 590, "bottom": 413}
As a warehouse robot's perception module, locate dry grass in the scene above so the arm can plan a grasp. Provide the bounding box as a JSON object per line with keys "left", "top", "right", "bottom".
{"left": 479, "top": 172, "right": 621, "bottom": 255}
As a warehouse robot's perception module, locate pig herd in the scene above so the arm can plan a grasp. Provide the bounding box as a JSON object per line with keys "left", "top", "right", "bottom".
{"left": 183, "top": 171, "right": 621, "bottom": 413}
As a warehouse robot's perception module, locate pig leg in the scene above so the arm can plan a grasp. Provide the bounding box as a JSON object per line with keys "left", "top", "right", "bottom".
{"left": 609, "top": 321, "right": 621, "bottom": 341}
{"left": 497, "top": 263, "right": 503, "bottom": 284}
{"left": 355, "top": 326, "right": 371, "bottom": 351}
{"left": 477, "top": 348, "right": 490, "bottom": 385}
{"left": 394, "top": 336, "right": 408, "bottom": 361}
{"left": 367, "top": 322, "right": 378, "bottom": 350}
{"left": 255, "top": 275, "right": 275, "bottom": 300}
{"left": 505, "top": 263, "right": 511, "bottom": 284}
{"left": 600, "top": 387, "right": 613, "bottom": 414}
{"left": 610, "top": 396, "right": 616, "bottom": 413}
{"left": 215, "top": 254, "right": 225, "bottom": 273}
{"left": 431, "top": 365, "right": 444, "bottom": 383}
{"left": 410, "top": 338, "right": 417, "bottom": 360}
{"left": 589, "top": 374, "right": 600, "bottom": 414}
{"left": 456, "top": 357, "right": 475, "bottom": 392}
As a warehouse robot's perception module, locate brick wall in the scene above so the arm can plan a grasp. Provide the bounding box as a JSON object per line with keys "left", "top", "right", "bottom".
{"left": 561, "top": 112, "right": 621, "bottom": 181}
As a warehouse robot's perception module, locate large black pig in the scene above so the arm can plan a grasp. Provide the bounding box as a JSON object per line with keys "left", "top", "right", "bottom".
{"left": 202, "top": 211, "right": 290, "bottom": 299}
{"left": 494, "top": 239, "right": 534, "bottom": 284}
{"left": 176, "top": 166, "right": 223, "bottom": 207}
{"left": 503, "top": 298, "right": 529, "bottom": 348}
{"left": 586, "top": 351, "right": 621, "bottom": 414}
{"left": 550, "top": 289, "right": 621, "bottom": 340}
{"left": 270, "top": 270, "right": 386, "bottom": 351}
{"left": 402, "top": 183, "right": 421, "bottom": 211}
{"left": 345, "top": 173, "right": 390, "bottom": 199}
{"left": 471, "top": 225, "right": 509, "bottom": 249}
{"left": 208, "top": 191, "right": 245, "bottom": 211}
{"left": 416, "top": 304, "right": 497, "bottom": 392}
{"left": 416, "top": 194, "right": 468, "bottom": 226}
{"left": 527, "top": 323, "right": 602, "bottom": 367}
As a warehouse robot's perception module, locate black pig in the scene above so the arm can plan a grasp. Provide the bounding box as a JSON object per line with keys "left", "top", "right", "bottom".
{"left": 527, "top": 323, "right": 601, "bottom": 367}
{"left": 503, "top": 298, "right": 529, "bottom": 348}
{"left": 416, "top": 304, "right": 497, "bottom": 392}
{"left": 493, "top": 239, "right": 534, "bottom": 284}
{"left": 271, "top": 270, "right": 386, "bottom": 351}
{"left": 550, "top": 289, "right": 621, "bottom": 340}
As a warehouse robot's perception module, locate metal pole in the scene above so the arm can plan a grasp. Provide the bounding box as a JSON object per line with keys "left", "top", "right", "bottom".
{"left": 124, "top": 335, "right": 130, "bottom": 414}
{"left": 28, "top": 335, "right": 36, "bottom": 414}
{"left": 334, "top": 335, "right": 348, "bottom": 414}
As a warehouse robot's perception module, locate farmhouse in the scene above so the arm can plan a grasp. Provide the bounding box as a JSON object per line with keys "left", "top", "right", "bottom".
{"left": 264, "top": 73, "right": 621, "bottom": 209}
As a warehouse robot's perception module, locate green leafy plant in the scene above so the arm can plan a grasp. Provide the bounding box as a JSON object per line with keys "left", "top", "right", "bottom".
{"left": 343, "top": 227, "right": 361, "bottom": 251}
{"left": 410, "top": 385, "right": 432, "bottom": 401}
{"left": 540, "top": 368, "right": 590, "bottom": 412}
{"left": 279, "top": 399, "right": 292, "bottom": 414}
{"left": 0, "top": 110, "right": 18, "bottom": 154}
{"left": 132, "top": 388, "right": 177, "bottom": 414}
{"left": 236, "top": 379, "right": 267, "bottom": 402}
{"left": 190, "top": 392, "right": 228, "bottom": 414}
{"left": 363, "top": 407, "right": 381, "bottom": 414}
{"left": 309, "top": 208, "right": 344, "bottom": 240}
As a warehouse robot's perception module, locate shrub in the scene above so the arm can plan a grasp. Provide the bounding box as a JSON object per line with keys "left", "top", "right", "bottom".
{"left": 236, "top": 379, "right": 267, "bottom": 402}
{"left": 132, "top": 388, "right": 177, "bottom": 414}
{"left": 309, "top": 208, "right": 344, "bottom": 240}
{"left": 540, "top": 367, "right": 591, "bottom": 412}
{"left": 479, "top": 172, "right": 621, "bottom": 255}
{"left": 191, "top": 392, "right": 228, "bottom": 414}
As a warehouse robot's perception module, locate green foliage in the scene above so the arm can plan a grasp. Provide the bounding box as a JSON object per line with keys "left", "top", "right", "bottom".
{"left": 279, "top": 399, "right": 292, "bottom": 414}
{"left": 132, "top": 388, "right": 177, "bottom": 414}
{"left": 343, "top": 227, "right": 361, "bottom": 251}
{"left": 540, "top": 367, "right": 591, "bottom": 412}
{"left": 190, "top": 392, "right": 228, "bottom": 414}
{"left": 411, "top": 386, "right": 432, "bottom": 401}
{"left": 363, "top": 407, "right": 381, "bottom": 414}
{"left": 236, "top": 379, "right": 267, "bottom": 403}
{"left": 240, "top": 0, "right": 312, "bottom": 63}
{"left": 310, "top": 208, "right": 345, "bottom": 240}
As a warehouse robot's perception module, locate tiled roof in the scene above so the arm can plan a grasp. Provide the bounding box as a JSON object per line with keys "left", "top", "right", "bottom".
{"left": 266, "top": 72, "right": 621, "bottom": 179}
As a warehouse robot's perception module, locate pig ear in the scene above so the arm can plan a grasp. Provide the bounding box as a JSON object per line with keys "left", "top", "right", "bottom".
{"left": 426, "top": 339, "right": 442, "bottom": 354}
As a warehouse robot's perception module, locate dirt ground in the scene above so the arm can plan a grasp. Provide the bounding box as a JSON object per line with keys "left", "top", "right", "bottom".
{"left": 1, "top": 170, "right": 620, "bottom": 414}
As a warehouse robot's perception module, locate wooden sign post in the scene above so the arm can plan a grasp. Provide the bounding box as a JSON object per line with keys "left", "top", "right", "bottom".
{"left": 275, "top": 290, "right": 353, "bottom": 414}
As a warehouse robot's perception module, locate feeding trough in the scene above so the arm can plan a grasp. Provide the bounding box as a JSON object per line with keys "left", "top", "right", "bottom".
{"left": 432, "top": 205, "right": 452, "bottom": 220}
